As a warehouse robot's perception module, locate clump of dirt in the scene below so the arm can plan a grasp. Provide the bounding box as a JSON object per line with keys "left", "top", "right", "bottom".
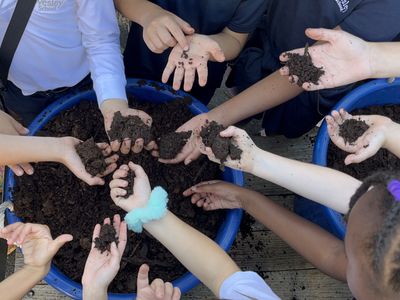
{"left": 124, "top": 171, "right": 135, "bottom": 198}
{"left": 75, "top": 138, "right": 107, "bottom": 176}
{"left": 200, "top": 121, "right": 242, "bottom": 163}
{"left": 13, "top": 98, "right": 223, "bottom": 293}
{"left": 158, "top": 131, "right": 192, "bottom": 159}
{"left": 94, "top": 224, "right": 118, "bottom": 253}
{"left": 328, "top": 105, "right": 400, "bottom": 180}
{"left": 285, "top": 45, "right": 325, "bottom": 87}
{"left": 107, "top": 112, "right": 152, "bottom": 144}
{"left": 339, "top": 119, "right": 369, "bottom": 145}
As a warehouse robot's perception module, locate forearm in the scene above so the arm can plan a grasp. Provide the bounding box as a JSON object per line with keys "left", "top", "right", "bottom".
{"left": 114, "top": 0, "right": 161, "bottom": 26}
{"left": 208, "top": 71, "right": 303, "bottom": 126}
{"left": 251, "top": 148, "right": 361, "bottom": 214}
{"left": 240, "top": 188, "right": 347, "bottom": 281}
{"left": 0, "top": 266, "right": 48, "bottom": 300}
{"left": 144, "top": 211, "right": 240, "bottom": 296}
{"left": 370, "top": 42, "right": 400, "bottom": 78}
{"left": 0, "top": 135, "right": 62, "bottom": 165}
{"left": 210, "top": 29, "right": 248, "bottom": 61}
{"left": 383, "top": 120, "right": 400, "bottom": 158}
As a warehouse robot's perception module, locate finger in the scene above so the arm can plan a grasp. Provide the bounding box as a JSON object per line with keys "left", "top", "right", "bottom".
{"left": 137, "top": 264, "right": 150, "bottom": 290}
{"left": 204, "top": 147, "right": 220, "bottom": 164}
{"left": 9, "top": 165, "right": 25, "bottom": 176}
{"left": 157, "top": 27, "right": 177, "bottom": 48}
{"left": 9, "top": 224, "right": 25, "bottom": 245}
{"left": 339, "top": 108, "right": 352, "bottom": 121}
{"left": 151, "top": 278, "right": 165, "bottom": 298}
{"left": 118, "top": 221, "right": 127, "bottom": 254}
{"left": 164, "top": 282, "right": 174, "bottom": 298}
{"left": 174, "top": 16, "right": 195, "bottom": 36}
{"left": 112, "top": 166, "right": 129, "bottom": 179}
{"left": 210, "top": 47, "right": 225, "bottom": 63}
{"left": 183, "top": 67, "right": 196, "bottom": 92}
{"left": 168, "top": 20, "right": 189, "bottom": 50}
{"left": 103, "top": 217, "right": 111, "bottom": 225}
{"left": 50, "top": 234, "right": 73, "bottom": 254}
{"left": 11, "top": 118, "right": 29, "bottom": 135}
{"left": 121, "top": 139, "right": 132, "bottom": 155}
{"left": 104, "top": 154, "right": 119, "bottom": 165}
{"left": 219, "top": 126, "right": 240, "bottom": 138}
{"left": 91, "top": 224, "right": 101, "bottom": 249}
{"left": 20, "top": 163, "right": 34, "bottom": 175}
{"left": 150, "top": 35, "right": 165, "bottom": 54}
{"left": 98, "top": 163, "right": 118, "bottom": 178}
{"left": 305, "top": 28, "right": 339, "bottom": 43}
{"left": 110, "top": 188, "right": 128, "bottom": 200}
{"left": 344, "top": 138, "right": 381, "bottom": 165}
{"left": 128, "top": 162, "right": 148, "bottom": 180}
{"left": 331, "top": 110, "right": 344, "bottom": 124}
{"left": 162, "top": 60, "right": 176, "bottom": 84}
{"left": 302, "top": 82, "right": 320, "bottom": 91}
{"left": 111, "top": 140, "right": 121, "bottom": 152}
{"left": 144, "top": 141, "right": 156, "bottom": 151}
{"left": 110, "top": 179, "right": 128, "bottom": 189}
{"left": 279, "top": 66, "right": 289, "bottom": 76}
{"left": 196, "top": 63, "right": 208, "bottom": 87}
{"left": 1, "top": 222, "right": 23, "bottom": 235}
{"left": 112, "top": 214, "right": 121, "bottom": 237}
{"left": 17, "top": 223, "right": 34, "bottom": 244}
{"left": 132, "top": 139, "right": 144, "bottom": 154}
{"left": 97, "top": 142, "right": 112, "bottom": 156}
{"left": 289, "top": 75, "right": 299, "bottom": 85}
{"left": 109, "top": 242, "right": 121, "bottom": 266}
{"left": 173, "top": 65, "right": 185, "bottom": 90}
{"left": 158, "top": 152, "right": 186, "bottom": 164}
{"left": 183, "top": 148, "right": 201, "bottom": 165}
{"left": 172, "top": 287, "right": 181, "bottom": 300}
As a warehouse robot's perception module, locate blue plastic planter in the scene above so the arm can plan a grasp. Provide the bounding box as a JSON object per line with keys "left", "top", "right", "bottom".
{"left": 294, "top": 78, "right": 400, "bottom": 240}
{"left": 4, "top": 79, "right": 244, "bottom": 299}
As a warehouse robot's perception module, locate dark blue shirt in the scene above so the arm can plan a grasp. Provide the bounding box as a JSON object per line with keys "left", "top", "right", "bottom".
{"left": 123, "top": 0, "right": 267, "bottom": 103}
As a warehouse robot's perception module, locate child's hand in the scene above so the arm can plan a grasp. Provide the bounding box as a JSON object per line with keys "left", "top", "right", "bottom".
{"left": 157, "top": 113, "right": 209, "bottom": 165}
{"left": 142, "top": 9, "right": 194, "bottom": 54}
{"left": 110, "top": 162, "right": 151, "bottom": 212}
{"left": 82, "top": 215, "right": 127, "bottom": 293}
{"left": 60, "top": 137, "right": 119, "bottom": 186}
{"left": 0, "top": 222, "right": 72, "bottom": 272}
{"left": 183, "top": 180, "right": 245, "bottom": 211}
{"left": 0, "top": 111, "right": 34, "bottom": 176}
{"left": 162, "top": 34, "right": 225, "bottom": 92}
{"left": 279, "top": 28, "right": 371, "bottom": 91}
{"left": 326, "top": 109, "right": 393, "bottom": 165}
{"left": 137, "top": 264, "right": 181, "bottom": 300}
{"left": 200, "top": 126, "right": 258, "bottom": 173}
{"left": 101, "top": 100, "right": 154, "bottom": 154}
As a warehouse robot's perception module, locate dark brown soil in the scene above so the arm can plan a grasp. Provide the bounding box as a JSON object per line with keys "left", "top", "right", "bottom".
{"left": 338, "top": 119, "right": 370, "bottom": 145}
{"left": 94, "top": 224, "right": 118, "bottom": 253}
{"left": 124, "top": 172, "right": 135, "bottom": 198}
{"left": 107, "top": 111, "right": 152, "bottom": 145}
{"left": 12, "top": 98, "right": 223, "bottom": 293}
{"left": 158, "top": 131, "right": 192, "bottom": 159}
{"left": 75, "top": 138, "right": 107, "bottom": 176}
{"left": 285, "top": 45, "right": 325, "bottom": 87}
{"left": 200, "top": 121, "right": 242, "bottom": 163}
{"left": 328, "top": 105, "right": 400, "bottom": 180}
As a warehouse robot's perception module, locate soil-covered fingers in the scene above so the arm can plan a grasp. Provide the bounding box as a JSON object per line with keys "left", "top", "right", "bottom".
{"left": 110, "top": 140, "right": 122, "bottom": 153}
{"left": 121, "top": 139, "right": 132, "bottom": 155}
{"left": 144, "top": 140, "right": 157, "bottom": 152}
{"left": 91, "top": 224, "right": 101, "bottom": 250}
{"left": 132, "top": 139, "right": 144, "bottom": 154}
{"left": 331, "top": 110, "right": 346, "bottom": 125}
{"left": 97, "top": 142, "right": 113, "bottom": 157}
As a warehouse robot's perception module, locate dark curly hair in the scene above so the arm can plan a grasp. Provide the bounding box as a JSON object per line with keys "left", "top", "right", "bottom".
{"left": 348, "top": 171, "right": 400, "bottom": 293}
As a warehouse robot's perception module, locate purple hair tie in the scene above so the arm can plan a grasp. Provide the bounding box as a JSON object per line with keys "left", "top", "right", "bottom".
{"left": 388, "top": 180, "right": 400, "bottom": 201}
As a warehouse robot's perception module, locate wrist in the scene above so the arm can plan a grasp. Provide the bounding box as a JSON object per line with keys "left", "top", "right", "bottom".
{"left": 49, "top": 137, "right": 67, "bottom": 163}
{"left": 382, "top": 120, "right": 399, "bottom": 150}
{"left": 83, "top": 284, "right": 108, "bottom": 300}
{"left": 249, "top": 146, "right": 264, "bottom": 174}
{"left": 100, "top": 99, "right": 129, "bottom": 115}
{"left": 368, "top": 42, "right": 381, "bottom": 79}
{"left": 24, "top": 264, "right": 50, "bottom": 278}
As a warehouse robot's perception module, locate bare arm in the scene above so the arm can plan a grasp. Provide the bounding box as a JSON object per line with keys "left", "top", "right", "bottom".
{"left": 370, "top": 42, "right": 400, "bottom": 78}
{"left": 208, "top": 70, "right": 303, "bottom": 126}
{"left": 384, "top": 121, "right": 400, "bottom": 158}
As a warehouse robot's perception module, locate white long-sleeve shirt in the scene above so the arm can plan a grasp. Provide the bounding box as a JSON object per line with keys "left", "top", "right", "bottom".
{"left": 0, "top": 0, "right": 127, "bottom": 105}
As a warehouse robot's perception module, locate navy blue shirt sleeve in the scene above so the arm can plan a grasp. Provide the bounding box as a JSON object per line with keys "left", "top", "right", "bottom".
{"left": 227, "top": 0, "right": 268, "bottom": 33}
{"left": 340, "top": 0, "right": 400, "bottom": 41}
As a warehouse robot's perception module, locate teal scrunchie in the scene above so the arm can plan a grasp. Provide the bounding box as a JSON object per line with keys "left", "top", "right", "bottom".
{"left": 124, "top": 186, "right": 169, "bottom": 233}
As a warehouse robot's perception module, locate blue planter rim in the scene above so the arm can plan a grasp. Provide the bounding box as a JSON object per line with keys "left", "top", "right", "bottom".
{"left": 4, "top": 78, "right": 244, "bottom": 299}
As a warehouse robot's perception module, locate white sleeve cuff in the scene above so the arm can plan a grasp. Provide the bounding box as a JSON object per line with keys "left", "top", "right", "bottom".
{"left": 93, "top": 75, "right": 128, "bottom": 105}
{"left": 219, "top": 271, "right": 280, "bottom": 300}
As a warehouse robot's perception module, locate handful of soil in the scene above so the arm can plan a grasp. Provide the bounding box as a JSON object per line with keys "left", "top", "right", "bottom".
{"left": 339, "top": 119, "right": 370, "bottom": 145}
{"left": 200, "top": 121, "right": 242, "bottom": 163}
{"left": 94, "top": 224, "right": 118, "bottom": 253}
{"left": 75, "top": 138, "right": 107, "bottom": 176}
{"left": 158, "top": 131, "right": 192, "bottom": 159}
{"left": 285, "top": 44, "right": 325, "bottom": 87}
{"left": 124, "top": 172, "right": 135, "bottom": 198}
{"left": 108, "top": 111, "right": 152, "bottom": 144}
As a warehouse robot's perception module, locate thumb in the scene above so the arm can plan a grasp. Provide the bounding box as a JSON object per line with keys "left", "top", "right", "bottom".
{"left": 305, "top": 28, "right": 339, "bottom": 43}
{"left": 11, "top": 117, "right": 29, "bottom": 135}
{"left": 209, "top": 43, "right": 225, "bottom": 63}
{"left": 175, "top": 16, "right": 195, "bottom": 35}
{"left": 50, "top": 234, "right": 73, "bottom": 254}
{"left": 137, "top": 264, "right": 150, "bottom": 290}
{"left": 128, "top": 162, "right": 148, "bottom": 180}
{"left": 192, "top": 181, "right": 223, "bottom": 195}
{"left": 219, "top": 126, "right": 238, "bottom": 138}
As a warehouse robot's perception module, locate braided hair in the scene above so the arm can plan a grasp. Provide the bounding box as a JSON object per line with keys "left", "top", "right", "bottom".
{"left": 349, "top": 171, "right": 400, "bottom": 293}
